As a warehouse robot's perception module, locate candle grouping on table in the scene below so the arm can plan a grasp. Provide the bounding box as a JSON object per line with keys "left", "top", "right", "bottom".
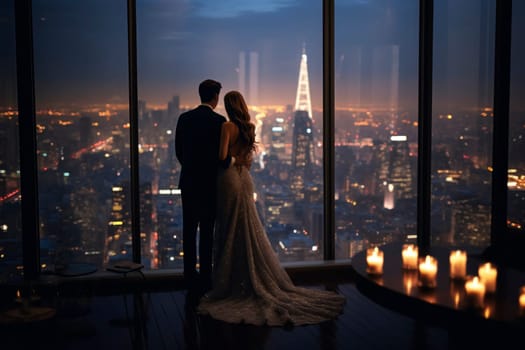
{"left": 366, "top": 246, "right": 384, "bottom": 275}
{"left": 401, "top": 244, "right": 418, "bottom": 270}
{"left": 418, "top": 255, "right": 438, "bottom": 288}
{"left": 464, "top": 276, "right": 486, "bottom": 308}
{"left": 478, "top": 262, "right": 497, "bottom": 294}
{"left": 449, "top": 250, "right": 467, "bottom": 280}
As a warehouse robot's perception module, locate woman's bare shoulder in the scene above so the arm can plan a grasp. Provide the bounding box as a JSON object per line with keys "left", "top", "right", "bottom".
{"left": 223, "top": 121, "right": 238, "bottom": 133}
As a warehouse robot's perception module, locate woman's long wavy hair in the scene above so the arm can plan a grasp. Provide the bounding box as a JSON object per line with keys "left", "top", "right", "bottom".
{"left": 224, "top": 91, "right": 257, "bottom": 158}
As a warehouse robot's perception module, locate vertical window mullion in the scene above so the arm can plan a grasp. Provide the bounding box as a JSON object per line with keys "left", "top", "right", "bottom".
{"left": 417, "top": 0, "right": 433, "bottom": 255}
{"left": 127, "top": 0, "right": 141, "bottom": 263}
{"left": 323, "top": 0, "right": 335, "bottom": 260}
{"left": 15, "top": 0, "right": 40, "bottom": 280}
{"left": 490, "top": 0, "right": 512, "bottom": 250}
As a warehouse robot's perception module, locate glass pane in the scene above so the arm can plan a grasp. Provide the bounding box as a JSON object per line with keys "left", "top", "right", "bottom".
{"left": 137, "top": 0, "right": 323, "bottom": 269}
{"left": 508, "top": 3, "right": 525, "bottom": 240}
{"left": 0, "top": 0, "right": 21, "bottom": 281}
{"left": 33, "top": 1, "right": 129, "bottom": 273}
{"left": 334, "top": 1, "right": 419, "bottom": 259}
{"left": 432, "top": 0, "right": 495, "bottom": 252}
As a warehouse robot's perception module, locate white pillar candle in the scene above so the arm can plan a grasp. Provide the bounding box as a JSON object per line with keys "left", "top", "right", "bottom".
{"left": 478, "top": 263, "right": 497, "bottom": 293}
{"left": 449, "top": 250, "right": 467, "bottom": 280}
{"left": 418, "top": 255, "right": 438, "bottom": 288}
{"left": 366, "top": 246, "right": 384, "bottom": 275}
{"left": 465, "top": 276, "right": 485, "bottom": 308}
{"left": 402, "top": 244, "right": 418, "bottom": 270}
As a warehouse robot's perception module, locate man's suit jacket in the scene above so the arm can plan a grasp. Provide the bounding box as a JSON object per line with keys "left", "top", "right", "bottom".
{"left": 175, "top": 105, "right": 226, "bottom": 196}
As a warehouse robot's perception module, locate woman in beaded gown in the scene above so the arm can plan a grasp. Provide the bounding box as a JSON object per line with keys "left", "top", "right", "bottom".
{"left": 197, "top": 91, "right": 345, "bottom": 326}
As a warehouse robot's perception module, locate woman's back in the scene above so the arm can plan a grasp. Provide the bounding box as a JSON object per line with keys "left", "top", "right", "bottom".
{"left": 221, "top": 121, "right": 252, "bottom": 167}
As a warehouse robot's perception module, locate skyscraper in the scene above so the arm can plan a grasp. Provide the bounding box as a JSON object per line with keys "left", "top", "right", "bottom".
{"left": 291, "top": 110, "right": 314, "bottom": 200}
{"left": 294, "top": 46, "right": 313, "bottom": 120}
{"left": 291, "top": 47, "right": 315, "bottom": 201}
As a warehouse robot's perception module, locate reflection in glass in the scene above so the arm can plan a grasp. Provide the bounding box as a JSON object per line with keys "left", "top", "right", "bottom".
{"left": 449, "top": 279, "right": 464, "bottom": 309}
{"left": 403, "top": 270, "right": 418, "bottom": 295}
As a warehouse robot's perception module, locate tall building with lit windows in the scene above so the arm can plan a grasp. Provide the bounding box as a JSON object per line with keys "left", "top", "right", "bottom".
{"left": 377, "top": 135, "right": 414, "bottom": 206}
{"left": 290, "top": 110, "right": 314, "bottom": 200}
{"left": 270, "top": 116, "right": 287, "bottom": 161}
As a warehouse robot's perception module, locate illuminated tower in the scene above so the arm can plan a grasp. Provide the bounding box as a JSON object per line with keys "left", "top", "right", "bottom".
{"left": 294, "top": 46, "right": 313, "bottom": 120}
{"left": 291, "top": 46, "right": 315, "bottom": 201}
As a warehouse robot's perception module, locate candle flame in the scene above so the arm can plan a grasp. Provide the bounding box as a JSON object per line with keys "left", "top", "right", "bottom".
{"left": 481, "top": 263, "right": 493, "bottom": 271}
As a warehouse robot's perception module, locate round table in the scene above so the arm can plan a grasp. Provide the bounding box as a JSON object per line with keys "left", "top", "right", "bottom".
{"left": 350, "top": 243, "right": 525, "bottom": 336}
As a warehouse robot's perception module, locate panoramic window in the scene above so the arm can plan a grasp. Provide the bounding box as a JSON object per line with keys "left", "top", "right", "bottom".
{"left": 6, "top": 1, "right": 521, "bottom": 278}
{"left": 334, "top": 1, "right": 419, "bottom": 259}
{"left": 137, "top": 0, "right": 323, "bottom": 269}
{"left": 0, "top": 0, "right": 21, "bottom": 280}
{"left": 508, "top": 2, "right": 525, "bottom": 235}
{"left": 431, "top": 0, "right": 495, "bottom": 252}
{"left": 32, "top": 0, "right": 130, "bottom": 272}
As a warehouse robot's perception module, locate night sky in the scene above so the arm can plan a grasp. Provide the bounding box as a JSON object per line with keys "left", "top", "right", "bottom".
{"left": 0, "top": 0, "right": 523, "bottom": 111}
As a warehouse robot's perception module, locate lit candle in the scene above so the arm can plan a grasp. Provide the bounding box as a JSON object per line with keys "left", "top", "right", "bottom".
{"left": 519, "top": 286, "right": 525, "bottom": 317}
{"left": 366, "top": 246, "right": 384, "bottom": 275}
{"left": 449, "top": 250, "right": 467, "bottom": 280}
{"left": 402, "top": 244, "right": 418, "bottom": 270}
{"left": 418, "top": 255, "right": 438, "bottom": 288}
{"left": 465, "top": 276, "right": 485, "bottom": 308}
{"left": 478, "top": 263, "right": 497, "bottom": 293}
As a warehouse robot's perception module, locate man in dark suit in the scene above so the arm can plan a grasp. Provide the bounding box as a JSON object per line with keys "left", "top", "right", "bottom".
{"left": 175, "top": 79, "right": 228, "bottom": 296}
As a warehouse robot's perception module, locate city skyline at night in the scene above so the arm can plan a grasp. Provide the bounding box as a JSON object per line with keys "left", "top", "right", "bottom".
{"left": 1, "top": 0, "right": 525, "bottom": 275}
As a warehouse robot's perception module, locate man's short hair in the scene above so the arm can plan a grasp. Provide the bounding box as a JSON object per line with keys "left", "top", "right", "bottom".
{"left": 199, "top": 79, "right": 222, "bottom": 103}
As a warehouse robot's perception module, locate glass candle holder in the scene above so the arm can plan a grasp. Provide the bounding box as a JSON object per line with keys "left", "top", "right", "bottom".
{"left": 418, "top": 255, "right": 437, "bottom": 288}
{"left": 366, "top": 246, "right": 384, "bottom": 275}
{"left": 401, "top": 244, "right": 418, "bottom": 270}
{"left": 478, "top": 262, "right": 497, "bottom": 294}
{"left": 449, "top": 250, "right": 467, "bottom": 280}
{"left": 464, "top": 276, "right": 485, "bottom": 309}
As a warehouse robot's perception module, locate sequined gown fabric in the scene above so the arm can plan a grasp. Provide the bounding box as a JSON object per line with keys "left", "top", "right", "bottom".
{"left": 197, "top": 164, "right": 346, "bottom": 326}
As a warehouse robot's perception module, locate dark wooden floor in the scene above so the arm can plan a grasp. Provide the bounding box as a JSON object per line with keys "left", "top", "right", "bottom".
{"left": 0, "top": 279, "right": 461, "bottom": 350}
